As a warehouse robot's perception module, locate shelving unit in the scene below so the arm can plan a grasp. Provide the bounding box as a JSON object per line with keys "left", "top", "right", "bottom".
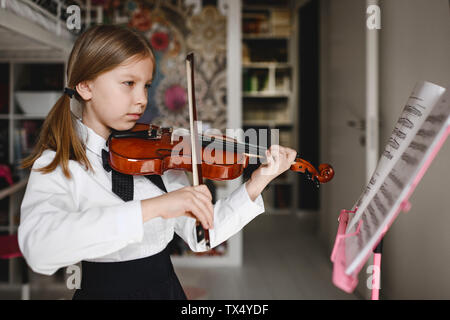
{"left": 1, "top": 60, "right": 65, "bottom": 177}
{"left": 0, "top": 58, "right": 66, "bottom": 287}
{"left": 241, "top": 0, "right": 299, "bottom": 215}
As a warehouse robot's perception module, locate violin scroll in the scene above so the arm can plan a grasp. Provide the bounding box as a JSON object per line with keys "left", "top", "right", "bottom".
{"left": 290, "top": 158, "right": 334, "bottom": 188}
{"left": 317, "top": 163, "right": 335, "bottom": 183}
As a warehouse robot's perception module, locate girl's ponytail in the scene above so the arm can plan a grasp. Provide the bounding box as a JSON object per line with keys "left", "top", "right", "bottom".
{"left": 21, "top": 93, "right": 92, "bottom": 179}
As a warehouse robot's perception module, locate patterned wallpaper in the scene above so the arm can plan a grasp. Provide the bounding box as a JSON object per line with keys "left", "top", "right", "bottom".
{"left": 93, "top": 1, "right": 229, "bottom": 257}
{"left": 97, "top": 0, "right": 228, "bottom": 131}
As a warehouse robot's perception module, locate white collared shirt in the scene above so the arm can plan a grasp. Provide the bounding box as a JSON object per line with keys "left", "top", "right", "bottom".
{"left": 18, "top": 119, "right": 265, "bottom": 275}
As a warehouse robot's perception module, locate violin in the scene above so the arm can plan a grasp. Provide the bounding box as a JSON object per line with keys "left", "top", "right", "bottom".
{"left": 105, "top": 53, "right": 334, "bottom": 250}
{"left": 106, "top": 123, "right": 335, "bottom": 187}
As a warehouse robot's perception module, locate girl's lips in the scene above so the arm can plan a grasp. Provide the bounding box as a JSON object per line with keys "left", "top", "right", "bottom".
{"left": 127, "top": 113, "right": 142, "bottom": 119}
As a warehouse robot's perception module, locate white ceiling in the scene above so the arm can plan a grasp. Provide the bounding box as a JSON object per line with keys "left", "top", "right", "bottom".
{"left": 0, "top": 25, "right": 69, "bottom": 59}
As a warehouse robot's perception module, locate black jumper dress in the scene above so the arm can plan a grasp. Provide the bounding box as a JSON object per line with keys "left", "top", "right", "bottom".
{"left": 72, "top": 162, "right": 187, "bottom": 300}
{"left": 71, "top": 246, "right": 187, "bottom": 300}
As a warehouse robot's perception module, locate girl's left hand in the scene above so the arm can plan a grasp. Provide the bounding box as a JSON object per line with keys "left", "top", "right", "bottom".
{"left": 245, "top": 145, "right": 297, "bottom": 201}
{"left": 256, "top": 145, "right": 297, "bottom": 180}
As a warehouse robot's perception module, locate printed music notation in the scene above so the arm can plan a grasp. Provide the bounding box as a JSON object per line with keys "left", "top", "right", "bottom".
{"left": 343, "top": 82, "right": 449, "bottom": 275}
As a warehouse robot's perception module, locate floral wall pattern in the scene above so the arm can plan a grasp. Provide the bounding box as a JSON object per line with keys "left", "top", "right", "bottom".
{"left": 98, "top": 0, "right": 228, "bottom": 131}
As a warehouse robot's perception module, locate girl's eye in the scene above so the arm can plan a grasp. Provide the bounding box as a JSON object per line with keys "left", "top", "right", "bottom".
{"left": 145, "top": 83, "right": 152, "bottom": 90}
{"left": 123, "top": 81, "right": 134, "bottom": 86}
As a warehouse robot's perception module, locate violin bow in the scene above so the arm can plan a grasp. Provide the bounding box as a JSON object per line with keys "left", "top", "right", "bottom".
{"left": 186, "top": 52, "right": 211, "bottom": 250}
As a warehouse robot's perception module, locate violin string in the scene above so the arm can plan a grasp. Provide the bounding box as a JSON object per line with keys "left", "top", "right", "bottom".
{"left": 199, "top": 134, "right": 267, "bottom": 157}
{"left": 199, "top": 134, "right": 266, "bottom": 153}
{"left": 199, "top": 134, "right": 301, "bottom": 161}
{"left": 169, "top": 132, "right": 300, "bottom": 159}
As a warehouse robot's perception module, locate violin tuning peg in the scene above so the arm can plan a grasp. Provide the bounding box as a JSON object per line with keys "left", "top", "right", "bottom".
{"left": 304, "top": 170, "right": 312, "bottom": 180}
{"left": 314, "top": 177, "right": 320, "bottom": 188}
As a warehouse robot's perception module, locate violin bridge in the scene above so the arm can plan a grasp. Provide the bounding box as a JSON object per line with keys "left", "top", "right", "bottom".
{"left": 147, "top": 124, "right": 162, "bottom": 139}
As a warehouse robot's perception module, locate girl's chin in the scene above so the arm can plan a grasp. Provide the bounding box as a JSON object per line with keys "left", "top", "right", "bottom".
{"left": 111, "top": 121, "right": 136, "bottom": 132}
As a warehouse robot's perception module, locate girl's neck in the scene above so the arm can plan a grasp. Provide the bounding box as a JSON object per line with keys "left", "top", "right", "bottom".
{"left": 81, "top": 110, "right": 111, "bottom": 141}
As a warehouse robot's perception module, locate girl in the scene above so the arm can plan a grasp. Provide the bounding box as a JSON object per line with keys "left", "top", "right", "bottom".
{"left": 18, "top": 25, "right": 297, "bottom": 300}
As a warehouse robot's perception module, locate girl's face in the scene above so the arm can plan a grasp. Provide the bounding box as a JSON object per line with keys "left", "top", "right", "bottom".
{"left": 78, "top": 54, "right": 154, "bottom": 139}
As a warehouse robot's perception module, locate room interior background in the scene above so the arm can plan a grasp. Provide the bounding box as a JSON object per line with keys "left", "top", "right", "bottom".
{"left": 0, "top": 0, "right": 449, "bottom": 299}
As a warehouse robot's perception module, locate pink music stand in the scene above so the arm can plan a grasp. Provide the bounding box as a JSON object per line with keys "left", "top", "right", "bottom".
{"left": 331, "top": 124, "right": 450, "bottom": 299}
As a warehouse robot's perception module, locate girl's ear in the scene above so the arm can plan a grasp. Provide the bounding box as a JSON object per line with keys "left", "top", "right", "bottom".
{"left": 76, "top": 81, "right": 93, "bottom": 101}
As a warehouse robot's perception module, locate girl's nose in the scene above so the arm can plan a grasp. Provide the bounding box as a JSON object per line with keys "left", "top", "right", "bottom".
{"left": 135, "top": 88, "right": 148, "bottom": 107}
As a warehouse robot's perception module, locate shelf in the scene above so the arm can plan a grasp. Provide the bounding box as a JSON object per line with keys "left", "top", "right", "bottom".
{"left": 267, "top": 180, "right": 293, "bottom": 187}
{"left": 263, "top": 207, "right": 293, "bottom": 215}
{"left": 243, "top": 34, "right": 290, "bottom": 40}
{"left": 243, "top": 5, "right": 291, "bottom": 11}
{"left": 0, "top": 114, "right": 47, "bottom": 120}
{"left": 0, "top": 178, "right": 28, "bottom": 201}
{"left": 243, "top": 62, "right": 291, "bottom": 69}
{"left": 243, "top": 120, "right": 293, "bottom": 127}
{"left": 0, "top": 226, "right": 18, "bottom": 232}
{"left": 243, "top": 91, "right": 291, "bottom": 98}
{"left": 12, "top": 114, "right": 47, "bottom": 119}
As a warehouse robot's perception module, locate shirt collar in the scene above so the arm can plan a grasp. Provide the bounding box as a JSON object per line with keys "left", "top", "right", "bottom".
{"left": 75, "top": 118, "right": 108, "bottom": 156}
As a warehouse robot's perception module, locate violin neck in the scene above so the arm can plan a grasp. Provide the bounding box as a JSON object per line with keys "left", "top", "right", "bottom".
{"left": 111, "top": 130, "right": 301, "bottom": 160}
{"left": 200, "top": 135, "right": 301, "bottom": 160}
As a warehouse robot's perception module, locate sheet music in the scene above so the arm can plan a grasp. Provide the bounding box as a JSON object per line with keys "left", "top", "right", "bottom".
{"left": 345, "top": 89, "right": 450, "bottom": 275}
{"left": 347, "top": 81, "right": 446, "bottom": 233}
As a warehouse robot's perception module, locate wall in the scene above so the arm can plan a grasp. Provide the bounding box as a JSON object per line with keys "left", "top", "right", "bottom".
{"left": 98, "top": 1, "right": 229, "bottom": 130}
{"left": 379, "top": 0, "right": 450, "bottom": 299}
{"left": 318, "top": 0, "right": 366, "bottom": 253}
{"left": 319, "top": 0, "right": 450, "bottom": 299}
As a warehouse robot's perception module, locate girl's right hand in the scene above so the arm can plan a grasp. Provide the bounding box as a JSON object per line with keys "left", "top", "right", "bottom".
{"left": 141, "top": 184, "right": 214, "bottom": 229}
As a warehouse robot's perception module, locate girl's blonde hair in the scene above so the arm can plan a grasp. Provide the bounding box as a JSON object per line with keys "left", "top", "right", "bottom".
{"left": 21, "top": 25, "right": 155, "bottom": 179}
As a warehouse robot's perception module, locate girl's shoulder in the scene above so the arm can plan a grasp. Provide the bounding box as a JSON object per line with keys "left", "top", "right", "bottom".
{"left": 31, "top": 149, "right": 86, "bottom": 176}
{"left": 31, "top": 149, "right": 57, "bottom": 170}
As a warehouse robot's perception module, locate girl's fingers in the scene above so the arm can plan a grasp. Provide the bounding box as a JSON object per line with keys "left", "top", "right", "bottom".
{"left": 193, "top": 191, "right": 214, "bottom": 216}
{"left": 187, "top": 200, "right": 210, "bottom": 230}
{"left": 194, "top": 184, "right": 213, "bottom": 200}
{"left": 261, "top": 149, "right": 275, "bottom": 175}
{"left": 190, "top": 185, "right": 214, "bottom": 226}
{"left": 185, "top": 211, "right": 196, "bottom": 220}
{"left": 266, "top": 149, "right": 275, "bottom": 165}
{"left": 186, "top": 189, "right": 214, "bottom": 228}
{"left": 195, "top": 195, "right": 214, "bottom": 229}
{"left": 267, "top": 145, "right": 298, "bottom": 174}
{"left": 269, "top": 145, "right": 280, "bottom": 153}
{"left": 288, "top": 149, "right": 297, "bottom": 162}
{"left": 189, "top": 190, "right": 214, "bottom": 228}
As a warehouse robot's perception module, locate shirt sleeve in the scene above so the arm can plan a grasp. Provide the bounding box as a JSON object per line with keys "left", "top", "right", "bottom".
{"left": 18, "top": 152, "right": 144, "bottom": 276}
{"left": 174, "top": 181, "right": 265, "bottom": 252}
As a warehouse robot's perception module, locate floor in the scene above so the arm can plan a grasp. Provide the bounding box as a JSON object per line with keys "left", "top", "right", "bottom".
{"left": 176, "top": 213, "right": 359, "bottom": 300}
{"left": 0, "top": 213, "right": 359, "bottom": 300}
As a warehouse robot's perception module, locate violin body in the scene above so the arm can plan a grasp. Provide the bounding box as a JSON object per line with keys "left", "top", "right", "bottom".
{"left": 107, "top": 123, "right": 249, "bottom": 181}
